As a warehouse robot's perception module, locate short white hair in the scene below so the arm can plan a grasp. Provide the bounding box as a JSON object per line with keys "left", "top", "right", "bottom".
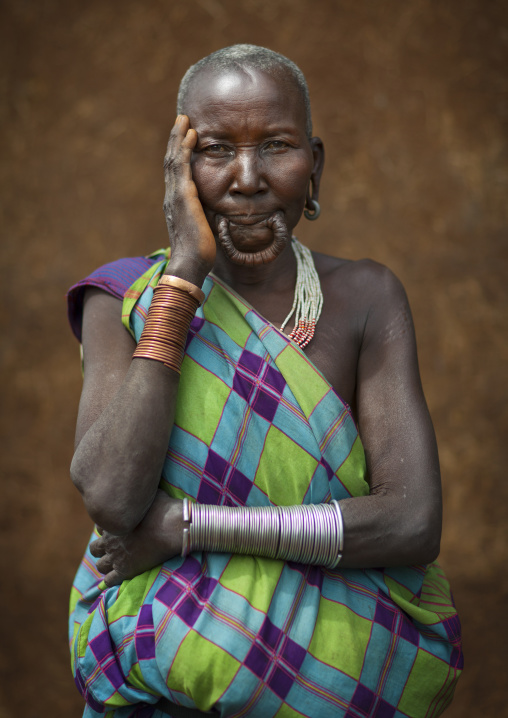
{"left": 177, "top": 44, "right": 313, "bottom": 137}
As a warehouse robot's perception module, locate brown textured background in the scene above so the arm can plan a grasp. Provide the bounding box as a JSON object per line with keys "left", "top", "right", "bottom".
{"left": 1, "top": 1, "right": 507, "bottom": 715}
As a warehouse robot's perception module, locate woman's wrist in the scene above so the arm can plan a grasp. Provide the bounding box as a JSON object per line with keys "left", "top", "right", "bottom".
{"left": 164, "top": 255, "right": 212, "bottom": 288}
{"left": 158, "top": 275, "right": 205, "bottom": 305}
{"left": 162, "top": 495, "right": 186, "bottom": 558}
{"left": 139, "top": 492, "right": 186, "bottom": 561}
{"left": 132, "top": 284, "right": 198, "bottom": 373}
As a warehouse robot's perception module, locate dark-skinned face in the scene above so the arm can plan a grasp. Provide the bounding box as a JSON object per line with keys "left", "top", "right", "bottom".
{"left": 183, "top": 66, "right": 324, "bottom": 262}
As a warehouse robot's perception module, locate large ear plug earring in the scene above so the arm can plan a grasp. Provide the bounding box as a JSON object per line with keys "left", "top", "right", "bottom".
{"left": 304, "top": 198, "right": 321, "bottom": 221}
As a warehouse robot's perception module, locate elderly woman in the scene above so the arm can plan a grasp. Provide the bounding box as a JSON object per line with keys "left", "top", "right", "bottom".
{"left": 68, "top": 45, "right": 462, "bottom": 718}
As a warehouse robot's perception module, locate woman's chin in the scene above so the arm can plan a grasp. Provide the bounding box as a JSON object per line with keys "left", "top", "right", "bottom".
{"left": 216, "top": 213, "right": 291, "bottom": 266}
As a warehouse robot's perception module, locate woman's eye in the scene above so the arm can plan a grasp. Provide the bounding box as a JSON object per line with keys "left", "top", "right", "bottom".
{"left": 265, "top": 140, "right": 288, "bottom": 151}
{"left": 203, "top": 144, "right": 232, "bottom": 156}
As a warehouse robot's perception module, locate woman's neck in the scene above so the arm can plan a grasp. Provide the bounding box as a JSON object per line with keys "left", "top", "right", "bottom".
{"left": 211, "top": 241, "right": 297, "bottom": 295}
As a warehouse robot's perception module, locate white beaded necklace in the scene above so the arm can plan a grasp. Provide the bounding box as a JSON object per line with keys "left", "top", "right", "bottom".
{"left": 280, "top": 237, "right": 323, "bottom": 349}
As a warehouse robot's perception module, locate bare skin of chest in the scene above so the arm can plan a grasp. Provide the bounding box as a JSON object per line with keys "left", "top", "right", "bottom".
{"left": 224, "top": 253, "right": 361, "bottom": 417}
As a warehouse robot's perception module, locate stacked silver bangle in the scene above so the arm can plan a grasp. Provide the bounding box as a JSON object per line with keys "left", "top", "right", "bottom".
{"left": 181, "top": 499, "right": 344, "bottom": 569}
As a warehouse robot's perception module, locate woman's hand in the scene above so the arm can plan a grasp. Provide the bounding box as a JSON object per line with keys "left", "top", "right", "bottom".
{"left": 163, "top": 115, "right": 216, "bottom": 284}
{"left": 89, "top": 490, "right": 184, "bottom": 586}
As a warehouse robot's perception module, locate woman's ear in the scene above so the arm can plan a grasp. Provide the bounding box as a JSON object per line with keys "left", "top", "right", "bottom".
{"left": 309, "top": 137, "right": 325, "bottom": 202}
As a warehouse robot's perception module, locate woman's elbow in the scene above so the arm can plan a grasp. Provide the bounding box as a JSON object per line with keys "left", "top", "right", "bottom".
{"left": 418, "top": 532, "right": 441, "bottom": 564}
{"left": 70, "top": 455, "right": 140, "bottom": 535}
{"left": 409, "top": 509, "right": 442, "bottom": 564}
{"left": 70, "top": 451, "right": 89, "bottom": 496}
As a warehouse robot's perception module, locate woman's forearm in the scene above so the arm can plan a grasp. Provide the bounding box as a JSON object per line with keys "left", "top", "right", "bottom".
{"left": 338, "top": 490, "right": 441, "bottom": 568}
{"left": 181, "top": 491, "right": 439, "bottom": 569}
{"left": 185, "top": 494, "right": 440, "bottom": 568}
{"left": 71, "top": 260, "right": 208, "bottom": 535}
{"left": 71, "top": 359, "right": 180, "bottom": 535}
{"left": 188, "top": 495, "right": 441, "bottom": 568}
{"left": 93, "top": 487, "right": 440, "bottom": 586}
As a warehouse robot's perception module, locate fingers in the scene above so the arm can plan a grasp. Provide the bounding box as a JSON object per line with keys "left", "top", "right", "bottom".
{"left": 168, "top": 115, "right": 198, "bottom": 150}
{"left": 93, "top": 543, "right": 124, "bottom": 583}
{"left": 164, "top": 115, "right": 197, "bottom": 183}
{"left": 95, "top": 554, "right": 113, "bottom": 574}
{"left": 166, "top": 114, "right": 197, "bottom": 146}
{"left": 166, "top": 113, "right": 190, "bottom": 146}
{"left": 89, "top": 539, "right": 105, "bottom": 558}
{"left": 103, "top": 569, "right": 125, "bottom": 588}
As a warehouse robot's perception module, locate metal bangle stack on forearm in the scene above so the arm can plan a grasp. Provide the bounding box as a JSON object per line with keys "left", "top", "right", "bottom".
{"left": 182, "top": 499, "right": 344, "bottom": 568}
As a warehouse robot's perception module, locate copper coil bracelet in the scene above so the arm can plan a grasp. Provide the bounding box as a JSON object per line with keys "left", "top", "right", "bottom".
{"left": 157, "top": 274, "right": 205, "bottom": 305}
{"left": 132, "top": 283, "right": 200, "bottom": 374}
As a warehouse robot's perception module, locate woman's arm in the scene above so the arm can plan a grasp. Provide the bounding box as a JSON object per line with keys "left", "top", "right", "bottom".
{"left": 339, "top": 261, "right": 442, "bottom": 568}
{"left": 71, "top": 116, "right": 215, "bottom": 535}
{"left": 90, "top": 263, "right": 441, "bottom": 582}
{"left": 87, "top": 261, "right": 441, "bottom": 579}
{"left": 70, "top": 288, "right": 184, "bottom": 534}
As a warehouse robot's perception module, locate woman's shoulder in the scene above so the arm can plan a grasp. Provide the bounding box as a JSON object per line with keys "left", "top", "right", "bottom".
{"left": 67, "top": 250, "right": 168, "bottom": 342}
{"left": 313, "top": 252, "right": 406, "bottom": 301}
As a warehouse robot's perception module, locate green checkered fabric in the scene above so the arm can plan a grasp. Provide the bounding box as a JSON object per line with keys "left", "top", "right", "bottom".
{"left": 69, "top": 261, "right": 462, "bottom": 718}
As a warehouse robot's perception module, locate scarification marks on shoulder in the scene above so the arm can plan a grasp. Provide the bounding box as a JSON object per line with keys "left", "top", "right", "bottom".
{"left": 379, "top": 307, "right": 411, "bottom": 346}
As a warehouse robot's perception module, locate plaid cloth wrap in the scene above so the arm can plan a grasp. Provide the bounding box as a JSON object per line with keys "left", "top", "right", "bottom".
{"left": 69, "top": 257, "right": 462, "bottom": 718}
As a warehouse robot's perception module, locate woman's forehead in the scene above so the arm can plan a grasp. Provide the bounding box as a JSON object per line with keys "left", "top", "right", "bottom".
{"left": 182, "top": 66, "right": 307, "bottom": 129}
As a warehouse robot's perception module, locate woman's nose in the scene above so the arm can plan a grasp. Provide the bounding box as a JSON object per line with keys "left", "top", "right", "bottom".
{"left": 229, "top": 151, "right": 267, "bottom": 195}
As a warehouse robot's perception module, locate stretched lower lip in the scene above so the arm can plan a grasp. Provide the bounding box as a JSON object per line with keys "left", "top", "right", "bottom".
{"left": 226, "top": 214, "right": 271, "bottom": 226}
